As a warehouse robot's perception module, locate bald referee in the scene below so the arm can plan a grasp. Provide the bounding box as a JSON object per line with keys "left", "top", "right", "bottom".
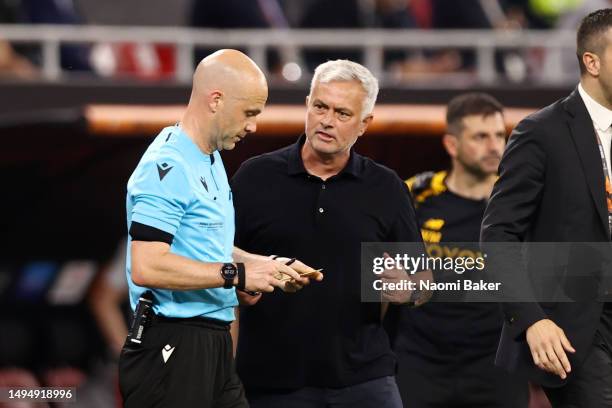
{"left": 119, "top": 49, "right": 318, "bottom": 408}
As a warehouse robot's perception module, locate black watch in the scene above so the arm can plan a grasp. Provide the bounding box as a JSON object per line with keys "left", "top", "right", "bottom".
{"left": 220, "top": 263, "right": 238, "bottom": 289}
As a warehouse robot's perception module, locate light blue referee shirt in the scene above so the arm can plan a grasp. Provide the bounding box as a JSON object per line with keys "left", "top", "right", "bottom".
{"left": 126, "top": 125, "right": 237, "bottom": 322}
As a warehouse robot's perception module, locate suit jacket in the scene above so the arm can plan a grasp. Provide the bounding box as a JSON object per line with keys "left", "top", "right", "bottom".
{"left": 481, "top": 88, "right": 609, "bottom": 387}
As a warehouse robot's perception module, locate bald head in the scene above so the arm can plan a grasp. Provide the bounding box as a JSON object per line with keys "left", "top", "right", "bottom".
{"left": 181, "top": 49, "right": 269, "bottom": 153}
{"left": 191, "top": 49, "right": 267, "bottom": 100}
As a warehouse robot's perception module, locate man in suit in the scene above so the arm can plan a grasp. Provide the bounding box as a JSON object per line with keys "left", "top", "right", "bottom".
{"left": 481, "top": 8, "right": 612, "bottom": 407}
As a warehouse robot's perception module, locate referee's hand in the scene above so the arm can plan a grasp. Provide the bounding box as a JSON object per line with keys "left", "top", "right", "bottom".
{"left": 243, "top": 259, "right": 309, "bottom": 293}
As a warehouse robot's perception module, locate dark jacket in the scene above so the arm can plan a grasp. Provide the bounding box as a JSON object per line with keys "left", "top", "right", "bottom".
{"left": 481, "top": 88, "right": 610, "bottom": 387}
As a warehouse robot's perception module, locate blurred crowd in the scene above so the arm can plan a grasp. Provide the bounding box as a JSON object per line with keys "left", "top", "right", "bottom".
{"left": 0, "top": 240, "right": 129, "bottom": 407}
{"left": 0, "top": 0, "right": 610, "bottom": 83}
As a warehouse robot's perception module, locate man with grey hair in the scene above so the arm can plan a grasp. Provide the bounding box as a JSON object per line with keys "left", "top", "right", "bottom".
{"left": 231, "top": 59, "right": 426, "bottom": 407}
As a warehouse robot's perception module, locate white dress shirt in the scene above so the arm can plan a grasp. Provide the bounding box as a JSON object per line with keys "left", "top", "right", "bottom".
{"left": 578, "top": 83, "right": 612, "bottom": 180}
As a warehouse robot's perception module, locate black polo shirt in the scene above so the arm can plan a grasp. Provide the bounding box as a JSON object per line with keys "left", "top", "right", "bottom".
{"left": 392, "top": 171, "right": 504, "bottom": 365}
{"left": 232, "top": 135, "right": 424, "bottom": 391}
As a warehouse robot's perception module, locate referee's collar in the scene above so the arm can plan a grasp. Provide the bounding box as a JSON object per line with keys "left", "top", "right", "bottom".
{"left": 287, "top": 134, "right": 363, "bottom": 179}
{"left": 173, "top": 124, "right": 217, "bottom": 164}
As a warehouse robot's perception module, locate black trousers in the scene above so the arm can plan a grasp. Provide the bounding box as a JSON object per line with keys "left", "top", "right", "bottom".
{"left": 119, "top": 317, "right": 248, "bottom": 408}
{"left": 247, "top": 376, "right": 403, "bottom": 408}
{"left": 543, "top": 308, "right": 612, "bottom": 408}
{"left": 396, "top": 352, "right": 528, "bottom": 408}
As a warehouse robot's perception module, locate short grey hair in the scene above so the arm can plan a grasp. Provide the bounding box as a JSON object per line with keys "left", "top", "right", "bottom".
{"left": 309, "top": 60, "right": 379, "bottom": 119}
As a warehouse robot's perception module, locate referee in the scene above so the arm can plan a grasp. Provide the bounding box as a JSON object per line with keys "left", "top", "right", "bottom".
{"left": 118, "top": 49, "right": 316, "bottom": 407}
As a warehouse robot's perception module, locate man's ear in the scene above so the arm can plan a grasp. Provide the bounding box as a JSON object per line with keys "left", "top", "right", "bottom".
{"left": 583, "top": 52, "right": 601, "bottom": 77}
{"left": 442, "top": 133, "right": 459, "bottom": 158}
{"left": 209, "top": 90, "right": 223, "bottom": 113}
{"left": 358, "top": 114, "right": 373, "bottom": 137}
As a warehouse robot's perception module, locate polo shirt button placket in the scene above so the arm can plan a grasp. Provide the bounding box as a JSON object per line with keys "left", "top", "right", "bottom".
{"left": 319, "top": 182, "right": 328, "bottom": 214}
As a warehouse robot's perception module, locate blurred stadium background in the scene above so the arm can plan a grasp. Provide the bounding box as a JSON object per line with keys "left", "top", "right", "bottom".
{"left": 0, "top": 0, "right": 600, "bottom": 406}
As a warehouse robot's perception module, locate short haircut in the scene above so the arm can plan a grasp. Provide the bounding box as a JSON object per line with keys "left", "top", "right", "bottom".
{"left": 577, "top": 8, "right": 612, "bottom": 75}
{"left": 309, "top": 59, "right": 379, "bottom": 119}
{"left": 446, "top": 92, "right": 504, "bottom": 136}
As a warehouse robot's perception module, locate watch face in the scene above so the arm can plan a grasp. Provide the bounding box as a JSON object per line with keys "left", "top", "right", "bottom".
{"left": 221, "top": 263, "right": 237, "bottom": 279}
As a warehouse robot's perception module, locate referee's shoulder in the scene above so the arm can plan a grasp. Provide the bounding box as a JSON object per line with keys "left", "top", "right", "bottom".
{"left": 134, "top": 133, "right": 189, "bottom": 180}
{"left": 157, "top": 128, "right": 185, "bottom": 153}
{"left": 406, "top": 170, "right": 447, "bottom": 203}
{"left": 147, "top": 130, "right": 187, "bottom": 163}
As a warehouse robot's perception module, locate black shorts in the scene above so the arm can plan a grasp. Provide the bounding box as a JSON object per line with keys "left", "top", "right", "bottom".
{"left": 119, "top": 316, "right": 248, "bottom": 408}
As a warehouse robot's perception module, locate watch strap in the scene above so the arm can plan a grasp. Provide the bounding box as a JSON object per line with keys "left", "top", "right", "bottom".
{"left": 236, "top": 262, "right": 246, "bottom": 291}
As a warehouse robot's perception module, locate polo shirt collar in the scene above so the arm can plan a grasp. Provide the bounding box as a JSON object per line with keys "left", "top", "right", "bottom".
{"left": 287, "top": 134, "right": 363, "bottom": 179}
